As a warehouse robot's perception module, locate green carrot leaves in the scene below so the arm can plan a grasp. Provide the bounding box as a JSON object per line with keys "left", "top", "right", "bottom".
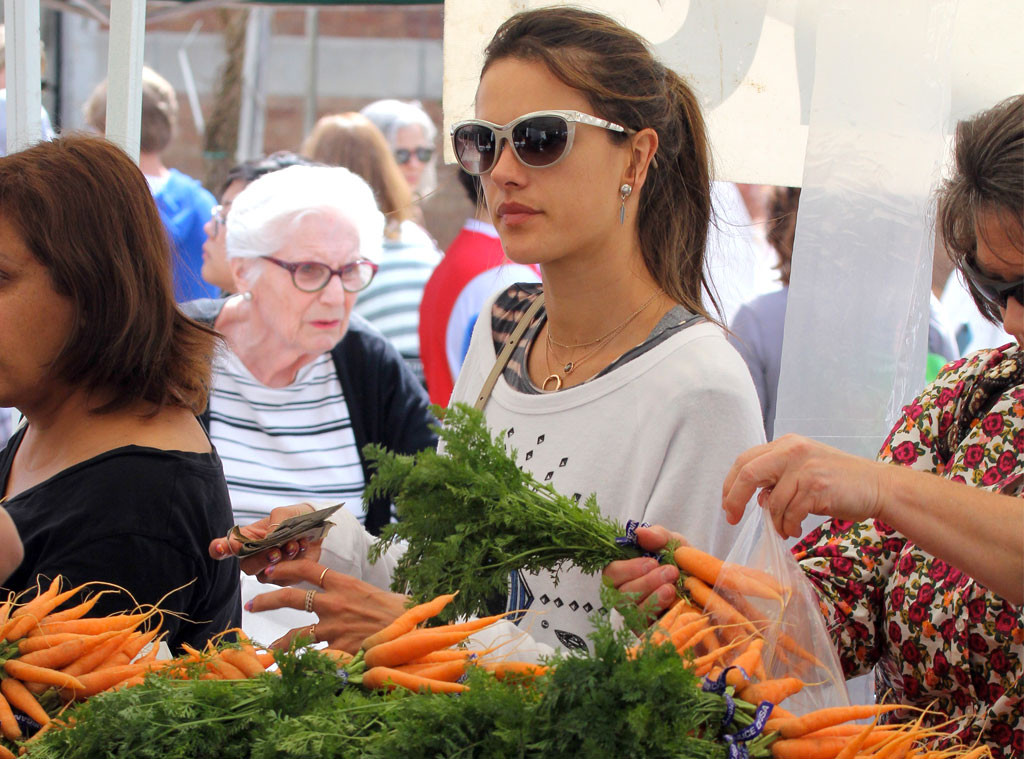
{"left": 364, "top": 403, "right": 643, "bottom": 623}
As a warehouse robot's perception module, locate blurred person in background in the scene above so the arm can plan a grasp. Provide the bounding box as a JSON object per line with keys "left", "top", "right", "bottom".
{"left": 728, "top": 186, "right": 799, "bottom": 440}
{"left": 419, "top": 169, "right": 540, "bottom": 405}
{"left": 84, "top": 66, "right": 217, "bottom": 302}
{"left": 302, "top": 113, "right": 441, "bottom": 385}
{"left": 183, "top": 164, "right": 436, "bottom": 645}
{"left": 201, "top": 152, "right": 317, "bottom": 295}
{"left": 360, "top": 98, "right": 438, "bottom": 207}
{"left": 0, "top": 25, "right": 55, "bottom": 156}
{"left": 0, "top": 135, "right": 239, "bottom": 651}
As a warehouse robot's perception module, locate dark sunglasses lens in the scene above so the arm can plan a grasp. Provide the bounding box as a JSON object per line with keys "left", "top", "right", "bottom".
{"left": 415, "top": 147, "right": 434, "bottom": 162}
{"left": 453, "top": 125, "right": 496, "bottom": 174}
{"left": 512, "top": 116, "right": 569, "bottom": 167}
{"left": 394, "top": 148, "right": 411, "bottom": 164}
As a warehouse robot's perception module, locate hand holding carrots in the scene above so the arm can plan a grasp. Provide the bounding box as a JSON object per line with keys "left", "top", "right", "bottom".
{"left": 208, "top": 503, "right": 322, "bottom": 577}
{"left": 721, "top": 435, "right": 888, "bottom": 539}
{"left": 245, "top": 559, "right": 408, "bottom": 653}
{"left": 602, "top": 525, "right": 685, "bottom": 617}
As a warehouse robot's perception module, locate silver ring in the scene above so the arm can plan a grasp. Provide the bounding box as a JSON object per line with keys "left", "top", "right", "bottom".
{"left": 303, "top": 588, "right": 317, "bottom": 613}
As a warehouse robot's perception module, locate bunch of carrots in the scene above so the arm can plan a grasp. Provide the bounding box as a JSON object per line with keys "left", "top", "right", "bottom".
{"left": 0, "top": 578, "right": 284, "bottom": 758}
{"left": 648, "top": 544, "right": 992, "bottom": 759}
{"left": 327, "top": 592, "right": 545, "bottom": 695}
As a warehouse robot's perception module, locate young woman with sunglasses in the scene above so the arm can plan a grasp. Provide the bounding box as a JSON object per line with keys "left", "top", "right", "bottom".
{"left": 608, "top": 94, "right": 1024, "bottom": 758}
{"left": 208, "top": 7, "right": 764, "bottom": 658}
{"left": 185, "top": 164, "right": 436, "bottom": 647}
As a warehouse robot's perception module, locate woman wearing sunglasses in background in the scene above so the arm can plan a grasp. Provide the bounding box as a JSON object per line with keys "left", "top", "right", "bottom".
{"left": 184, "top": 164, "right": 436, "bottom": 647}
{"left": 208, "top": 7, "right": 764, "bottom": 658}
{"left": 609, "top": 94, "right": 1023, "bottom": 758}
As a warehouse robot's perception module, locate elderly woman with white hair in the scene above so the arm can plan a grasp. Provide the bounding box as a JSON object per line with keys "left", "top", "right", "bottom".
{"left": 184, "top": 165, "right": 437, "bottom": 645}
{"left": 360, "top": 99, "right": 438, "bottom": 202}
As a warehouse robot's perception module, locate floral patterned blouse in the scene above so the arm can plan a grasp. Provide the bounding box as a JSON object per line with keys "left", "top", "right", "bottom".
{"left": 794, "top": 342, "right": 1024, "bottom": 758}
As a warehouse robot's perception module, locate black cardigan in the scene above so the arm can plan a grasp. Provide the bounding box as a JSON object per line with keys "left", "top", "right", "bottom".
{"left": 184, "top": 298, "right": 439, "bottom": 535}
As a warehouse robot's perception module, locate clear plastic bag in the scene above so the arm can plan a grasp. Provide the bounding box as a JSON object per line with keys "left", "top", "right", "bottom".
{"left": 703, "top": 508, "right": 850, "bottom": 716}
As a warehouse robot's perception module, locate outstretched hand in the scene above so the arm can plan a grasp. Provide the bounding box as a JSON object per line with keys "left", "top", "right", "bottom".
{"left": 208, "top": 503, "right": 323, "bottom": 578}
{"left": 602, "top": 525, "right": 686, "bottom": 617}
{"left": 245, "top": 558, "right": 408, "bottom": 654}
{"left": 721, "top": 434, "right": 888, "bottom": 539}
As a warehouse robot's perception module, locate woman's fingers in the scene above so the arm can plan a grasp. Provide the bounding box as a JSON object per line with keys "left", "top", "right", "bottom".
{"left": 603, "top": 556, "right": 679, "bottom": 614}
{"left": 257, "top": 558, "right": 328, "bottom": 587}
{"left": 633, "top": 525, "right": 688, "bottom": 553}
{"left": 247, "top": 585, "right": 309, "bottom": 614}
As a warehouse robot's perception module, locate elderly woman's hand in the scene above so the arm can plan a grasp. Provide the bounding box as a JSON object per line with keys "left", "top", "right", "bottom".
{"left": 602, "top": 525, "right": 685, "bottom": 617}
{"left": 721, "top": 434, "right": 887, "bottom": 539}
{"left": 208, "top": 503, "right": 323, "bottom": 577}
{"left": 246, "top": 559, "right": 408, "bottom": 653}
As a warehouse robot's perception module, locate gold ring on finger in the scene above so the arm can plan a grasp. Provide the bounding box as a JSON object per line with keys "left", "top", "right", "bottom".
{"left": 317, "top": 567, "right": 330, "bottom": 588}
{"left": 304, "top": 588, "right": 317, "bottom": 614}
{"left": 308, "top": 623, "right": 317, "bottom": 642}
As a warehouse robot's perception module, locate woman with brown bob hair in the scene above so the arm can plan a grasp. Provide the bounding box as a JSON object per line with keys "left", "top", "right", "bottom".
{"left": 215, "top": 7, "right": 764, "bottom": 658}
{"left": 0, "top": 134, "right": 240, "bottom": 651}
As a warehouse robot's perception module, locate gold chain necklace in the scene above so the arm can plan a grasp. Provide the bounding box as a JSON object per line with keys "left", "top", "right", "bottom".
{"left": 547, "top": 289, "right": 664, "bottom": 349}
{"left": 541, "top": 289, "right": 663, "bottom": 392}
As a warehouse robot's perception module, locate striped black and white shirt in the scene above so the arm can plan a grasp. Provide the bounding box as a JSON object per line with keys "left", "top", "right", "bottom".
{"left": 208, "top": 349, "right": 366, "bottom": 525}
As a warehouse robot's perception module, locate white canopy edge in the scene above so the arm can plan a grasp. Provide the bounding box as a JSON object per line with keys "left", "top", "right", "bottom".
{"left": 4, "top": 0, "right": 44, "bottom": 154}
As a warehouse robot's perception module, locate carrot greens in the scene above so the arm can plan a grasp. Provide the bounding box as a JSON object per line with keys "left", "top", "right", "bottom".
{"left": 365, "top": 403, "right": 646, "bottom": 622}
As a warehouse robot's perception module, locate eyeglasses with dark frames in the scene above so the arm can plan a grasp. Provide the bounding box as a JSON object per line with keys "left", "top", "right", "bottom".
{"left": 261, "top": 256, "right": 378, "bottom": 293}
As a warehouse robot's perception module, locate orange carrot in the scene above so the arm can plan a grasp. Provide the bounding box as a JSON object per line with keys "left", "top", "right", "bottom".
{"left": 254, "top": 650, "right": 277, "bottom": 669}
{"left": 362, "top": 666, "right": 468, "bottom": 694}
{"left": 360, "top": 593, "right": 458, "bottom": 651}
{"left": 669, "top": 616, "right": 710, "bottom": 652}
{"left": 30, "top": 612, "right": 150, "bottom": 638}
{"left": 37, "top": 591, "right": 112, "bottom": 625}
{"left": 17, "top": 636, "right": 98, "bottom": 670}
{"left": 481, "top": 661, "right": 548, "bottom": 680}
{"left": 410, "top": 611, "right": 512, "bottom": 636}
{"left": 2, "top": 577, "right": 66, "bottom": 641}
{"left": 396, "top": 659, "right": 469, "bottom": 682}
{"left": 649, "top": 598, "right": 695, "bottom": 644}
{"left": 0, "top": 742, "right": 14, "bottom": 759}
{"left": 691, "top": 636, "right": 748, "bottom": 676}
{"left": 62, "top": 630, "right": 133, "bottom": 677}
{"left": 1, "top": 677, "right": 50, "bottom": 725}
{"left": 219, "top": 647, "right": 266, "bottom": 678}
{"left": 770, "top": 732, "right": 893, "bottom": 759}
{"left": 834, "top": 718, "right": 880, "bottom": 759}
{"left": 204, "top": 655, "right": 246, "bottom": 680}
{"left": 724, "top": 637, "right": 765, "bottom": 688}
{"left": 99, "top": 629, "right": 159, "bottom": 670}
{"left": 0, "top": 691, "right": 20, "bottom": 741}
{"left": 675, "top": 547, "right": 783, "bottom": 602}
{"left": 112, "top": 674, "right": 146, "bottom": 691}
{"left": 364, "top": 627, "right": 482, "bottom": 669}
{"left": 737, "top": 676, "right": 804, "bottom": 705}
{"left": 773, "top": 704, "right": 903, "bottom": 739}
{"left": 4, "top": 659, "right": 86, "bottom": 690}
{"left": 683, "top": 577, "right": 759, "bottom": 639}
{"left": 19, "top": 631, "right": 113, "bottom": 656}
{"left": 62, "top": 662, "right": 157, "bottom": 699}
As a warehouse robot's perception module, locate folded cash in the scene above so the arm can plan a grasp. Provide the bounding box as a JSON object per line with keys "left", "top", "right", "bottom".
{"left": 230, "top": 502, "right": 345, "bottom": 558}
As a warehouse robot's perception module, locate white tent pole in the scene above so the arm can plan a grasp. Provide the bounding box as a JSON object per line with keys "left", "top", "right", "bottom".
{"left": 4, "top": 0, "right": 43, "bottom": 155}
{"left": 104, "top": 0, "right": 147, "bottom": 162}
{"left": 236, "top": 7, "right": 270, "bottom": 163}
{"left": 302, "top": 8, "right": 319, "bottom": 139}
